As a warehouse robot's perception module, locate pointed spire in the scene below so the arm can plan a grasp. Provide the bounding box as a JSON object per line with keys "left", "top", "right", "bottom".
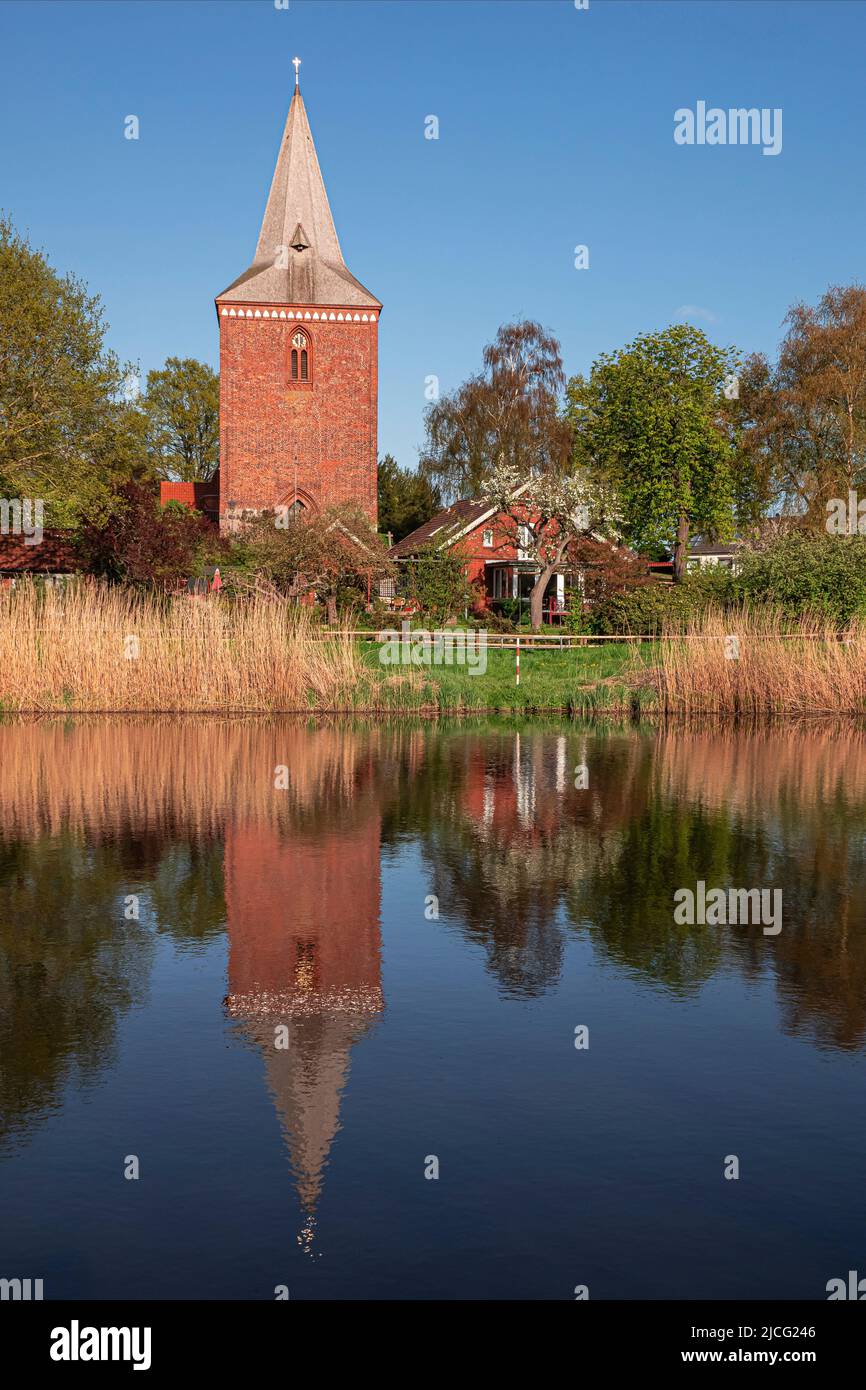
{"left": 217, "top": 74, "right": 380, "bottom": 309}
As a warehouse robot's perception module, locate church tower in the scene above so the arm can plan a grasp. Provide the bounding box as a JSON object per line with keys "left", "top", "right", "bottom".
{"left": 216, "top": 61, "right": 381, "bottom": 531}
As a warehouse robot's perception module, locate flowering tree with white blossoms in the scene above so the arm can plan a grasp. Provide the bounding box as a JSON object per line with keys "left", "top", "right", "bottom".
{"left": 482, "top": 461, "right": 622, "bottom": 630}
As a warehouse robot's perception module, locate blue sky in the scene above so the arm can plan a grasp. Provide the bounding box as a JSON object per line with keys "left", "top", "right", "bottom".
{"left": 1, "top": 0, "right": 865, "bottom": 470}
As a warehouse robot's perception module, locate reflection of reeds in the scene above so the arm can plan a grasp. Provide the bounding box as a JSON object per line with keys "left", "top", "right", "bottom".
{"left": 0, "top": 581, "right": 365, "bottom": 712}
{"left": 655, "top": 607, "right": 866, "bottom": 715}
{"left": 0, "top": 718, "right": 390, "bottom": 838}
{"left": 655, "top": 723, "right": 866, "bottom": 813}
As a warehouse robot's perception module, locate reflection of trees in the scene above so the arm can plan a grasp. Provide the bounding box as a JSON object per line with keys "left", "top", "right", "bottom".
{"left": 149, "top": 841, "right": 226, "bottom": 944}
{"left": 0, "top": 835, "right": 154, "bottom": 1150}
{"left": 568, "top": 729, "right": 866, "bottom": 1046}
{"left": 400, "top": 724, "right": 866, "bottom": 1047}
{"left": 567, "top": 803, "right": 727, "bottom": 993}
{"left": 653, "top": 729, "right": 866, "bottom": 1049}
{"left": 2, "top": 711, "right": 866, "bottom": 1174}
{"left": 424, "top": 821, "right": 569, "bottom": 997}
{"left": 400, "top": 729, "right": 656, "bottom": 997}
{"left": 774, "top": 909, "right": 866, "bottom": 1052}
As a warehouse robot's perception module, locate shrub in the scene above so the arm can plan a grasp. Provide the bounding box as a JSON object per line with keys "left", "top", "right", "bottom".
{"left": 586, "top": 564, "right": 737, "bottom": 633}
{"left": 496, "top": 597, "right": 522, "bottom": 625}
{"left": 401, "top": 544, "right": 474, "bottom": 625}
{"left": 353, "top": 598, "right": 394, "bottom": 631}
{"left": 737, "top": 533, "right": 866, "bottom": 623}
{"left": 481, "top": 609, "right": 516, "bottom": 634}
{"left": 681, "top": 565, "right": 738, "bottom": 607}
{"left": 586, "top": 583, "right": 686, "bottom": 634}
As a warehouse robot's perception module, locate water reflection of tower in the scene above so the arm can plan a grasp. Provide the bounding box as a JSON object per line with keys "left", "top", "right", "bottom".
{"left": 224, "top": 736, "right": 383, "bottom": 1252}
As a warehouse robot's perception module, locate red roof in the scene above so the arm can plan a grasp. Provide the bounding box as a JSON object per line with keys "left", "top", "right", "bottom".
{"left": 0, "top": 530, "right": 84, "bottom": 574}
{"left": 160, "top": 477, "right": 220, "bottom": 523}
{"left": 389, "top": 498, "right": 492, "bottom": 557}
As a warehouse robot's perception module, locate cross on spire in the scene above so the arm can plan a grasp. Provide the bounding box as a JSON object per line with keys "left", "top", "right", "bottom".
{"left": 292, "top": 56, "right": 301, "bottom": 89}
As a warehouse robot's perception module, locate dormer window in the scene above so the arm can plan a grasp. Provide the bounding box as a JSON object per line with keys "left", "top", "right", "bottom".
{"left": 290, "top": 329, "right": 310, "bottom": 383}
{"left": 290, "top": 222, "right": 310, "bottom": 253}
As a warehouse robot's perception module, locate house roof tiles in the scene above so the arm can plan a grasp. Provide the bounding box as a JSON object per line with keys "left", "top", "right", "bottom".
{"left": 389, "top": 499, "right": 492, "bottom": 557}
{"left": 0, "top": 530, "right": 83, "bottom": 574}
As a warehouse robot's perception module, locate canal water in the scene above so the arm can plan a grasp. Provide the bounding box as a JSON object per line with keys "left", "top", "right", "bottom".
{"left": 0, "top": 718, "right": 863, "bottom": 1299}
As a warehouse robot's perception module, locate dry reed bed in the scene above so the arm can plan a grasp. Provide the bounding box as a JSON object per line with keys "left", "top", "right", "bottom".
{"left": 3, "top": 583, "right": 865, "bottom": 717}
{"left": 653, "top": 606, "right": 866, "bottom": 716}
{"left": 0, "top": 581, "right": 366, "bottom": 712}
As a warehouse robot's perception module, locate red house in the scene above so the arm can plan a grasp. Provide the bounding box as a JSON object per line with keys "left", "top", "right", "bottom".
{"left": 390, "top": 495, "right": 573, "bottom": 622}
{"left": 159, "top": 477, "right": 220, "bottom": 526}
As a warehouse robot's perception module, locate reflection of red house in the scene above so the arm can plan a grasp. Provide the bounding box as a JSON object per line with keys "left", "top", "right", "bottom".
{"left": 459, "top": 734, "right": 570, "bottom": 839}
{"left": 224, "top": 811, "right": 382, "bottom": 1248}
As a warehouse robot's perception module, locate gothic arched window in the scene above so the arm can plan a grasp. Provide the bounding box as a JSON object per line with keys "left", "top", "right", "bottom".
{"left": 290, "top": 329, "right": 310, "bottom": 383}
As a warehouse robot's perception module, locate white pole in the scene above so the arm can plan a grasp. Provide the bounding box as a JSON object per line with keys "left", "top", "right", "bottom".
{"left": 516, "top": 636, "right": 520, "bottom": 686}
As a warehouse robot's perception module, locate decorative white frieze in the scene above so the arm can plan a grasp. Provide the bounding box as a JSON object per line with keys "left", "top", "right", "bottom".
{"left": 219, "top": 306, "right": 378, "bottom": 322}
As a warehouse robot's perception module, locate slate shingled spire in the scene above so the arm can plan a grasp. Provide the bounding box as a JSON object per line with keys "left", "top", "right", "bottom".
{"left": 218, "top": 76, "right": 380, "bottom": 309}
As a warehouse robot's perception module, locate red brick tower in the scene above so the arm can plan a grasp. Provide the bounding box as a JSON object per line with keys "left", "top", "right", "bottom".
{"left": 216, "top": 61, "right": 381, "bottom": 531}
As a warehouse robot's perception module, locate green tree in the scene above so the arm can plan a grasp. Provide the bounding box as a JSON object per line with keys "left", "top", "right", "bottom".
{"left": 402, "top": 542, "right": 474, "bottom": 624}
{"left": 0, "top": 214, "right": 147, "bottom": 528}
{"left": 140, "top": 356, "right": 220, "bottom": 482}
{"left": 377, "top": 453, "right": 441, "bottom": 541}
{"left": 569, "top": 325, "right": 739, "bottom": 581}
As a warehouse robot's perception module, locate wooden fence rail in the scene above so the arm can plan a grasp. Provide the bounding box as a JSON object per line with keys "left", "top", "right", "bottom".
{"left": 312, "top": 630, "right": 844, "bottom": 648}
